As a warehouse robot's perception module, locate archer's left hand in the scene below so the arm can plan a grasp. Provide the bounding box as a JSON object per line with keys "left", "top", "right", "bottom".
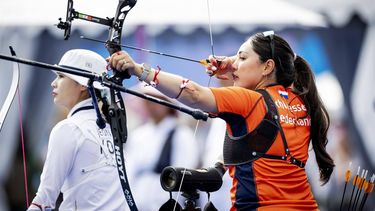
{"left": 107, "top": 51, "right": 141, "bottom": 77}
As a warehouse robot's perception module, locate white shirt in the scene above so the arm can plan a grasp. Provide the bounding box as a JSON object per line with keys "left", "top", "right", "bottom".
{"left": 125, "top": 117, "right": 199, "bottom": 211}
{"left": 29, "top": 99, "right": 127, "bottom": 211}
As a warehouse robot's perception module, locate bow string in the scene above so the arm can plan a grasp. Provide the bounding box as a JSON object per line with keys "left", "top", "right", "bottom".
{"left": 173, "top": 0, "right": 219, "bottom": 209}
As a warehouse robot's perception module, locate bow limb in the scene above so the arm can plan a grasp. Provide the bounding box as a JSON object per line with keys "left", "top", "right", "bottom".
{"left": 0, "top": 47, "right": 30, "bottom": 208}
{"left": 106, "top": 0, "right": 137, "bottom": 55}
{"left": 106, "top": 0, "right": 136, "bottom": 81}
{"left": 0, "top": 47, "right": 20, "bottom": 133}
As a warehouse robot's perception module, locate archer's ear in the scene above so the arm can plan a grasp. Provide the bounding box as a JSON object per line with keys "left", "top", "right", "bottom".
{"left": 263, "top": 59, "right": 276, "bottom": 76}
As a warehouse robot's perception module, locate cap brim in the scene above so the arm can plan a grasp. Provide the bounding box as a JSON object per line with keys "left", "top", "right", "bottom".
{"left": 52, "top": 64, "right": 107, "bottom": 90}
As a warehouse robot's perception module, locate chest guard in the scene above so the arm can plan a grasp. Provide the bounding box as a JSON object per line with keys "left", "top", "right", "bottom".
{"left": 223, "top": 89, "right": 305, "bottom": 168}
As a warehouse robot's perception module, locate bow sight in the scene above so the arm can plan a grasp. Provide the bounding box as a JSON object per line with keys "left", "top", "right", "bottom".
{"left": 56, "top": 0, "right": 136, "bottom": 40}
{"left": 56, "top": 0, "right": 137, "bottom": 81}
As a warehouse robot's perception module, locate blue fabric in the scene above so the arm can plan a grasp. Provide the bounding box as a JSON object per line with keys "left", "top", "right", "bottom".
{"left": 234, "top": 163, "right": 259, "bottom": 210}
{"left": 218, "top": 112, "right": 247, "bottom": 137}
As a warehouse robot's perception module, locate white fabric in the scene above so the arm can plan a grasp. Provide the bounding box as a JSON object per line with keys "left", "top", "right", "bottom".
{"left": 125, "top": 117, "right": 199, "bottom": 211}
{"left": 29, "top": 99, "right": 127, "bottom": 211}
{"left": 0, "top": 0, "right": 327, "bottom": 29}
{"left": 286, "top": 0, "right": 375, "bottom": 26}
{"left": 57, "top": 49, "right": 107, "bottom": 89}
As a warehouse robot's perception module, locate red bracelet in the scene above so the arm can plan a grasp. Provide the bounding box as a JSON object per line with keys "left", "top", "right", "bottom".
{"left": 175, "top": 78, "right": 190, "bottom": 99}
{"left": 31, "top": 202, "right": 42, "bottom": 210}
{"left": 150, "top": 65, "right": 161, "bottom": 87}
{"left": 106, "top": 63, "right": 112, "bottom": 71}
{"left": 30, "top": 202, "right": 51, "bottom": 210}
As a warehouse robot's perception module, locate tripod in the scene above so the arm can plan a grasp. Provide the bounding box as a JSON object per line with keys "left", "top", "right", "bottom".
{"left": 182, "top": 191, "right": 201, "bottom": 211}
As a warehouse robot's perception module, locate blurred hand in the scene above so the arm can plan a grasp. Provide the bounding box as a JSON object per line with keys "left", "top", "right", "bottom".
{"left": 205, "top": 55, "right": 235, "bottom": 80}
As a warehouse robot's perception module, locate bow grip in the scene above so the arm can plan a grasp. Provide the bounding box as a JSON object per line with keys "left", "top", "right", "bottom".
{"left": 106, "top": 41, "right": 131, "bottom": 81}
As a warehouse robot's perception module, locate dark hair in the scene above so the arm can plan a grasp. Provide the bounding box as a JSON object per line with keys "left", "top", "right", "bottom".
{"left": 250, "top": 32, "right": 335, "bottom": 185}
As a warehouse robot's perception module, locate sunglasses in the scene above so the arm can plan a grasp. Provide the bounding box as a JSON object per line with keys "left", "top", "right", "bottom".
{"left": 262, "top": 30, "right": 275, "bottom": 60}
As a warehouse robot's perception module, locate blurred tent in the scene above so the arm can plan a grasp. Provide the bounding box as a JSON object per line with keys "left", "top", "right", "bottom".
{"left": 286, "top": 0, "right": 374, "bottom": 26}
{"left": 0, "top": 0, "right": 327, "bottom": 28}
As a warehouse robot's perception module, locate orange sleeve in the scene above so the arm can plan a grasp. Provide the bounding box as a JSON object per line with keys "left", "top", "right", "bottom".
{"left": 210, "top": 87, "right": 262, "bottom": 117}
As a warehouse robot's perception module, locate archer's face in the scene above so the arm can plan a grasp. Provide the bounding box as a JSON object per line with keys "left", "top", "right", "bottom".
{"left": 231, "top": 40, "right": 266, "bottom": 89}
{"left": 51, "top": 72, "right": 85, "bottom": 111}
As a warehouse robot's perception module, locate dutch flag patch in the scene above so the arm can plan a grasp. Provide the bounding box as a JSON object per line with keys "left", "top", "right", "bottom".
{"left": 278, "top": 90, "right": 289, "bottom": 99}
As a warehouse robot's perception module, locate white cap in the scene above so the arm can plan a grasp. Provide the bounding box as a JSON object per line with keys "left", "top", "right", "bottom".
{"left": 56, "top": 49, "right": 107, "bottom": 89}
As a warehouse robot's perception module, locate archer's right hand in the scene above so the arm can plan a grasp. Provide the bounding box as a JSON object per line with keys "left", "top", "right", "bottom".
{"left": 205, "top": 55, "right": 235, "bottom": 80}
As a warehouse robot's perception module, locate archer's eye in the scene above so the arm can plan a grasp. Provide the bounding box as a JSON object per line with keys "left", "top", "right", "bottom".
{"left": 56, "top": 73, "right": 65, "bottom": 78}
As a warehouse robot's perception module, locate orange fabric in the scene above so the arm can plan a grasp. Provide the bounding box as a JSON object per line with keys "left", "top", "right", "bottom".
{"left": 210, "top": 85, "right": 318, "bottom": 211}
{"left": 229, "top": 167, "right": 238, "bottom": 211}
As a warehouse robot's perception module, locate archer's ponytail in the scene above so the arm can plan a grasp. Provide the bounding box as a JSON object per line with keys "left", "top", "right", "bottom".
{"left": 294, "top": 55, "right": 334, "bottom": 185}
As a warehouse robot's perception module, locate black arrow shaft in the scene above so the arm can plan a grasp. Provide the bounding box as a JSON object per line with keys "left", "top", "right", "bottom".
{"left": 81, "top": 36, "right": 209, "bottom": 65}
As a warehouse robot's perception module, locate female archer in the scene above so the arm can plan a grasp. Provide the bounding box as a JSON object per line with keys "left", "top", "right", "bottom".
{"left": 28, "top": 49, "right": 128, "bottom": 210}
{"left": 108, "top": 31, "right": 335, "bottom": 210}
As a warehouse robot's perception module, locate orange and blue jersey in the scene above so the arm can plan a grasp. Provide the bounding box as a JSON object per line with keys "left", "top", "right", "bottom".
{"left": 210, "top": 85, "right": 318, "bottom": 211}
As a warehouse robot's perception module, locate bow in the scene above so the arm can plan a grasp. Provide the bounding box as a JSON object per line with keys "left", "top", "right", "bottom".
{"left": 57, "top": 1, "right": 139, "bottom": 210}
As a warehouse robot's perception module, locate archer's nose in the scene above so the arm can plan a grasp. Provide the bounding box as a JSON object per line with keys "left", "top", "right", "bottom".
{"left": 51, "top": 77, "right": 57, "bottom": 88}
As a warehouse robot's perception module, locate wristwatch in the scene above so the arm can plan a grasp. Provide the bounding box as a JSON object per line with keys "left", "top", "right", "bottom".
{"left": 139, "top": 63, "right": 152, "bottom": 81}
